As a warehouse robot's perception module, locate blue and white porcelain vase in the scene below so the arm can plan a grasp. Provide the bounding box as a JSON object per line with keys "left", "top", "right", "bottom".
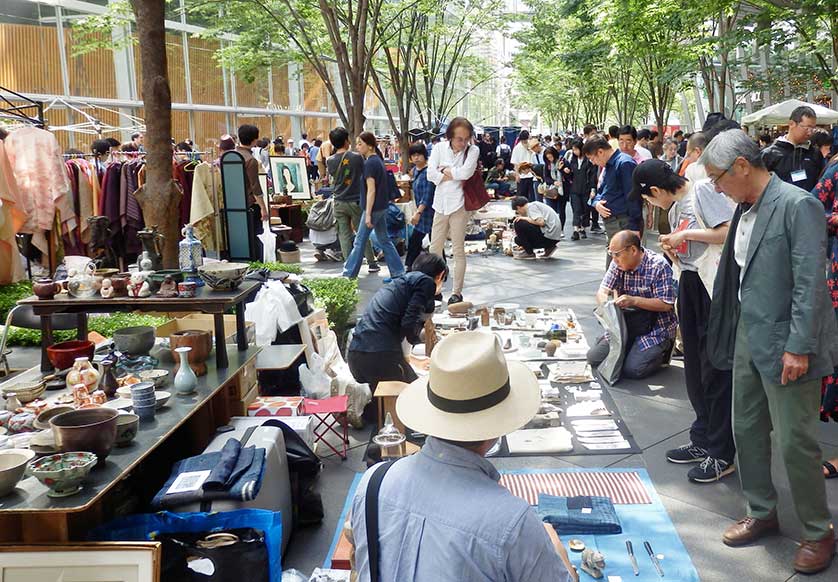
{"left": 173, "top": 347, "right": 197, "bottom": 394}
{"left": 179, "top": 224, "right": 205, "bottom": 287}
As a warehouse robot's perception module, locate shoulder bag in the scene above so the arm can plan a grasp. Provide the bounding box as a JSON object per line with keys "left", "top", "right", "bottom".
{"left": 462, "top": 145, "right": 491, "bottom": 211}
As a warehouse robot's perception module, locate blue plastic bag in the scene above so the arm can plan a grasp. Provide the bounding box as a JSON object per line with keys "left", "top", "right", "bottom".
{"left": 89, "top": 509, "right": 282, "bottom": 582}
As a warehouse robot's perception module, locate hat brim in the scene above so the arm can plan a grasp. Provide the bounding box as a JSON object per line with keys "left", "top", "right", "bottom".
{"left": 396, "top": 361, "right": 540, "bottom": 442}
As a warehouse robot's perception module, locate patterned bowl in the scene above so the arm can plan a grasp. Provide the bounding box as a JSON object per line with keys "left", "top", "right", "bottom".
{"left": 26, "top": 451, "right": 97, "bottom": 497}
{"left": 197, "top": 262, "right": 249, "bottom": 291}
{"left": 0, "top": 448, "right": 36, "bottom": 497}
{"left": 138, "top": 369, "right": 169, "bottom": 388}
{"left": 2, "top": 381, "right": 46, "bottom": 404}
{"left": 115, "top": 413, "right": 139, "bottom": 447}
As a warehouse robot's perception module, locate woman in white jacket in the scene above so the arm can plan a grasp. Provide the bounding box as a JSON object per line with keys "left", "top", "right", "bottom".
{"left": 427, "top": 117, "right": 480, "bottom": 304}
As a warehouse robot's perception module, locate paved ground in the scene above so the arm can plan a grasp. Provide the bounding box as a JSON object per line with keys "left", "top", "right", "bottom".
{"left": 5, "top": 204, "right": 837, "bottom": 580}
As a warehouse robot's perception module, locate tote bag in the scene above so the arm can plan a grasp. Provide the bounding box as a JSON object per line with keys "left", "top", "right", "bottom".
{"left": 462, "top": 145, "right": 490, "bottom": 211}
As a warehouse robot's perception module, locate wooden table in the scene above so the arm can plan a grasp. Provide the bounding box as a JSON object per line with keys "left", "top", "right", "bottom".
{"left": 0, "top": 347, "right": 260, "bottom": 543}
{"left": 255, "top": 344, "right": 306, "bottom": 371}
{"left": 18, "top": 281, "right": 261, "bottom": 372}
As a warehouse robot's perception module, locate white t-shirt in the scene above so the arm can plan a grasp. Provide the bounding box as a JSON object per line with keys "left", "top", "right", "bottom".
{"left": 511, "top": 142, "right": 530, "bottom": 168}
{"left": 527, "top": 201, "right": 563, "bottom": 240}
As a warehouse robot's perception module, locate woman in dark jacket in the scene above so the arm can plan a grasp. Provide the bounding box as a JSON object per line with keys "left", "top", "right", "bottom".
{"left": 567, "top": 138, "right": 597, "bottom": 240}
{"left": 542, "top": 146, "right": 568, "bottom": 237}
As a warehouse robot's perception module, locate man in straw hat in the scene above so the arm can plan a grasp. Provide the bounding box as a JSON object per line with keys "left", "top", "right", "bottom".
{"left": 347, "top": 331, "right": 577, "bottom": 581}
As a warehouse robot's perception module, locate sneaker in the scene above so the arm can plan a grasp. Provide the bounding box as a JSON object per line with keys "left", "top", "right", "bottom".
{"left": 447, "top": 293, "right": 464, "bottom": 305}
{"left": 514, "top": 251, "right": 537, "bottom": 260}
{"left": 571, "top": 231, "right": 580, "bottom": 241}
{"left": 324, "top": 248, "right": 343, "bottom": 262}
{"left": 542, "top": 245, "right": 558, "bottom": 258}
{"left": 688, "top": 457, "right": 736, "bottom": 483}
{"left": 368, "top": 263, "right": 381, "bottom": 273}
{"left": 314, "top": 250, "right": 327, "bottom": 261}
{"left": 591, "top": 225, "right": 603, "bottom": 233}
{"left": 580, "top": 230, "right": 587, "bottom": 239}
{"left": 665, "top": 442, "right": 708, "bottom": 464}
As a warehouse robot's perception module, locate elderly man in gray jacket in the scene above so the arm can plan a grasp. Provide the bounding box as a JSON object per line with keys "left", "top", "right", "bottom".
{"left": 705, "top": 129, "right": 838, "bottom": 574}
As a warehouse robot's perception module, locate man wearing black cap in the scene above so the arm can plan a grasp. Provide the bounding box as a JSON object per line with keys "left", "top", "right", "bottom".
{"left": 632, "top": 159, "right": 737, "bottom": 484}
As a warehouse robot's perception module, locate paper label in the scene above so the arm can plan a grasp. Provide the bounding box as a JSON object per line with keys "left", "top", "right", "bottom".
{"left": 167, "top": 470, "right": 211, "bottom": 494}
{"left": 791, "top": 169, "right": 807, "bottom": 183}
{"left": 581, "top": 507, "right": 592, "bottom": 514}
{"left": 608, "top": 576, "right": 623, "bottom": 582}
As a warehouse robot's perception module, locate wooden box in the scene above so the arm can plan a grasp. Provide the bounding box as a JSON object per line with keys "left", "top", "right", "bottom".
{"left": 374, "top": 381, "right": 409, "bottom": 432}
{"left": 155, "top": 314, "right": 254, "bottom": 344}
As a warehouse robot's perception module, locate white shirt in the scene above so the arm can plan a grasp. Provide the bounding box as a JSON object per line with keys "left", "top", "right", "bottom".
{"left": 427, "top": 142, "right": 479, "bottom": 215}
{"left": 734, "top": 203, "right": 758, "bottom": 299}
{"left": 510, "top": 142, "right": 530, "bottom": 168}
{"left": 634, "top": 145, "right": 653, "bottom": 163}
{"left": 531, "top": 150, "right": 544, "bottom": 165}
{"left": 527, "top": 201, "right": 563, "bottom": 240}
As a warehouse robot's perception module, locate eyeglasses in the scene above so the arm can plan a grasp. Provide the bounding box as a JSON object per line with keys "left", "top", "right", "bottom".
{"left": 607, "top": 246, "right": 632, "bottom": 258}
{"left": 709, "top": 163, "right": 733, "bottom": 185}
{"left": 796, "top": 123, "right": 817, "bottom": 133}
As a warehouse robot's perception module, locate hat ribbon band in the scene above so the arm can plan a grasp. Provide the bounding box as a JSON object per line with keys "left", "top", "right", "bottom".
{"left": 427, "top": 377, "right": 511, "bottom": 414}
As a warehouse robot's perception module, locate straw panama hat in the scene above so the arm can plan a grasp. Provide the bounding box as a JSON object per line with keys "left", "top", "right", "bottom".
{"left": 396, "top": 331, "right": 540, "bottom": 441}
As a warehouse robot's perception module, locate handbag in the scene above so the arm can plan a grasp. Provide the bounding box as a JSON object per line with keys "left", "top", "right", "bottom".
{"left": 462, "top": 145, "right": 491, "bottom": 211}
{"left": 538, "top": 182, "right": 561, "bottom": 200}
{"left": 305, "top": 197, "right": 336, "bottom": 231}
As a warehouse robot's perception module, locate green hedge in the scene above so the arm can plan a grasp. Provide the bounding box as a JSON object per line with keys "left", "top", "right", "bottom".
{"left": 4, "top": 313, "right": 168, "bottom": 347}
{"left": 248, "top": 261, "right": 304, "bottom": 275}
{"left": 303, "top": 277, "right": 359, "bottom": 337}
{"left": 0, "top": 280, "right": 32, "bottom": 322}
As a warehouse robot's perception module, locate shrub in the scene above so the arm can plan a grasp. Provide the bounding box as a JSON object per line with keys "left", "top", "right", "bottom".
{"left": 248, "top": 261, "right": 304, "bottom": 275}
{"left": 303, "top": 277, "right": 359, "bottom": 338}
{"left": 4, "top": 313, "right": 168, "bottom": 347}
{"left": 0, "top": 281, "right": 33, "bottom": 322}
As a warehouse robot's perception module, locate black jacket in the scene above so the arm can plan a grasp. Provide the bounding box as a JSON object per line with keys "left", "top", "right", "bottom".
{"left": 568, "top": 154, "right": 597, "bottom": 196}
{"left": 761, "top": 137, "right": 823, "bottom": 193}
{"left": 348, "top": 271, "right": 436, "bottom": 353}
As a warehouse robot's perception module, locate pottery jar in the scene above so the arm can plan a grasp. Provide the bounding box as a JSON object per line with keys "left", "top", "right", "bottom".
{"left": 110, "top": 273, "right": 130, "bottom": 296}
{"left": 65, "top": 357, "right": 101, "bottom": 392}
{"left": 33, "top": 278, "right": 61, "bottom": 300}
{"left": 177, "top": 281, "right": 197, "bottom": 298}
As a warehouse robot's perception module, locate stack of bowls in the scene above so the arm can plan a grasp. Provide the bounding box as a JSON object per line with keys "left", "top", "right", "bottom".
{"left": 130, "top": 382, "right": 156, "bottom": 421}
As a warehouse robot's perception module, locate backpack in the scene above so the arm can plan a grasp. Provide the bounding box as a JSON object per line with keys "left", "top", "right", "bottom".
{"left": 385, "top": 170, "right": 402, "bottom": 201}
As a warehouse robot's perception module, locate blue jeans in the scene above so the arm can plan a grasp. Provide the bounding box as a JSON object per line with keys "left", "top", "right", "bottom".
{"left": 342, "top": 208, "right": 405, "bottom": 278}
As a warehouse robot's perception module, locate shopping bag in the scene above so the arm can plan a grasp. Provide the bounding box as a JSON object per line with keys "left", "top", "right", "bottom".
{"left": 159, "top": 527, "right": 270, "bottom": 582}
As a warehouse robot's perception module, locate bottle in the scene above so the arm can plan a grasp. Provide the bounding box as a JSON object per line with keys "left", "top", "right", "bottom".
{"left": 173, "top": 347, "right": 198, "bottom": 394}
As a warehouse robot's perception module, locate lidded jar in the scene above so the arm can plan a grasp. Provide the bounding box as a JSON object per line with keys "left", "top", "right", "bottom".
{"left": 65, "top": 357, "right": 101, "bottom": 392}
{"left": 179, "top": 224, "right": 204, "bottom": 273}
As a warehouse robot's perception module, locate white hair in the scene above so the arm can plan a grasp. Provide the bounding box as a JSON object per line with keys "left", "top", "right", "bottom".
{"left": 699, "top": 129, "right": 764, "bottom": 170}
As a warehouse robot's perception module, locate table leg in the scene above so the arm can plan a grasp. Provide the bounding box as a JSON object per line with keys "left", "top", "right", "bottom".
{"left": 77, "top": 313, "right": 88, "bottom": 341}
{"left": 235, "top": 300, "right": 247, "bottom": 350}
{"left": 214, "top": 312, "right": 229, "bottom": 369}
{"left": 40, "top": 315, "right": 54, "bottom": 372}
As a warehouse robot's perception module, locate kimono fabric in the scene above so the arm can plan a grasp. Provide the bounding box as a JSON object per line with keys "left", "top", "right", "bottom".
{"left": 814, "top": 162, "right": 838, "bottom": 422}
{"left": 0, "top": 140, "right": 26, "bottom": 283}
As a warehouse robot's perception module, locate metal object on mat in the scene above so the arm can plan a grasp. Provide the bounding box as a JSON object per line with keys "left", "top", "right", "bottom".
{"left": 626, "top": 540, "right": 639, "bottom": 576}
{"left": 644, "top": 540, "right": 664, "bottom": 577}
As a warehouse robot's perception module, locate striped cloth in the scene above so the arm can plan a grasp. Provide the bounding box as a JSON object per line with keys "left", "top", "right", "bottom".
{"left": 499, "top": 471, "right": 651, "bottom": 506}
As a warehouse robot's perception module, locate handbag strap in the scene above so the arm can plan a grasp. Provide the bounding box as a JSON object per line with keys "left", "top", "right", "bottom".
{"left": 366, "top": 460, "right": 397, "bottom": 582}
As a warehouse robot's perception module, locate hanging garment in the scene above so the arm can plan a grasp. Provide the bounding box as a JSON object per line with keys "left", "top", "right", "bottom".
{"left": 174, "top": 160, "right": 195, "bottom": 229}
{"left": 4, "top": 126, "right": 75, "bottom": 253}
{"left": 190, "top": 161, "right": 218, "bottom": 251}
{"left": 0, "top": 140, "right": 25, "bottom": 283}
{"left": 68, "top": 158, "right": 95, "bottom": 245}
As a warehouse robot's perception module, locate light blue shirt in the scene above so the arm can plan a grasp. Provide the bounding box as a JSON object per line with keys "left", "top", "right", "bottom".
{"left": 351, "top": 437, "right": 572, "bottom": 582}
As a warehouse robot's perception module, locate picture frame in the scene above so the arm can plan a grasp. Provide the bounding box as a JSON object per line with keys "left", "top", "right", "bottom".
{"left": 269, "top": 155, "right": 312, "bottom": 200}
{"left": 0, "top": 542, "right": 161, "bottom": 582}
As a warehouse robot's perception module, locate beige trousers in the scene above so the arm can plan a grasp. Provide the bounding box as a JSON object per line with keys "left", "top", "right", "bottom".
{"left": 430, "top": 206, "right": 469, "bottom": 295}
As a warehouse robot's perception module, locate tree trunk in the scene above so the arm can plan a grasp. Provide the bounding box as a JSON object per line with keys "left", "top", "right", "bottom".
{"left": 132, "top": 0, "right": 180, "bottom": 268}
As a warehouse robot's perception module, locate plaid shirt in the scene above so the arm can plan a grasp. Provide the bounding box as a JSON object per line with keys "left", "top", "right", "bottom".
{"left": 412, "top": 167, "right": 436, "bottom": 234}
{"left": 600, "top": 249, "right": 678, "bottom": 351}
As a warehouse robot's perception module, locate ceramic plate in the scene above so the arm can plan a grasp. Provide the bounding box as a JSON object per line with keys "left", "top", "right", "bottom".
{"left": 103, "top": 398, "right": 134, "bottom": 411}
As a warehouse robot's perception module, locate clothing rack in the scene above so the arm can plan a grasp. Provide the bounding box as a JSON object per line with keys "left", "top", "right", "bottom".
{"left": 0, "top": 85, "right": 44, "bottom": 128}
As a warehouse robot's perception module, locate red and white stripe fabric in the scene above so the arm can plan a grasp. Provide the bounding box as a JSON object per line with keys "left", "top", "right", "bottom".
{"left": 499, "top": 471, "right": 651, "bottom": 506}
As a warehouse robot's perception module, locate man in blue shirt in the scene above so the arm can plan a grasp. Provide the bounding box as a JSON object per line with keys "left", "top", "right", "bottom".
{"left": 583, "top": 135, "right": 642, "bottom": 265}
{"left": 348, "top": 331, "right": 577, "bottom": 582}
{"left": 405, "top": 143, "right": 436, "bottom": 269}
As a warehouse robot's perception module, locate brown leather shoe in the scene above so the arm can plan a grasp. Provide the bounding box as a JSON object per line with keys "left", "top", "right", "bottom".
{"left": 794, "top": 531, "right": 836, "bottom": 574}
{"left": 723, "top": 515, "right": 780, "bottom": 547}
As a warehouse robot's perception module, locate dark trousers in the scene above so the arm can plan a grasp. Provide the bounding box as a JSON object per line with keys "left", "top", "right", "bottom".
{"left": 570, "top": 192, "right": 590, "bottom": 228}
{"left": 348, "top": 349, "right": 418, "bottom": 423}
{"left": 678, "top": 270, "right": 735, "bottom": 462}
{"left": 405, "top": 227, "right": 429, "bottom": 270}
{"left": 589, "top": 203, "right": 600, "bottom": 229}
{"left": 588, "top": 334, "right": 673, "bottom": 379}
{"left": 514, "top": 219, "right": 558, "bottom": 254}
{"left": 519, "top": 178, "right": 536, "bottom": 202}
{"left": 544, "top": 195, "right": 568, "bottom": 231}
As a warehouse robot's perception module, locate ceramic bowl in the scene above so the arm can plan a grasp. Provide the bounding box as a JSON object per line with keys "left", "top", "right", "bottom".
{"left": 2, "top": 381, "right": 46, "bottom": 404}
{"left": 129, "top": 381, "right": 155, "bottom": 397}
{"left": 49, "top": 408, "right": 119, "bottom": 466}
{"left": 154, "top": 391, "right": 171, "bottom": 409}
{"left": 138, "top": 369, "right": 169, "bottom": 388}
{"left": 0, "top": 448, "right": 36, "bottom": 496}
{"left": 29, "top": 429, "right": 57, "bottom": 454}
{"left": 103, "top": 398, "right": 134, "bottom": 412}
{"left": 46, "top": 340, "right": 95, "bottom": 371}
{"left": 7, "top": 412, "right": 36, "bottom": 434}
{"left": 26, "top": 451, "right": 97, "bottom": 497}
{"left": 116, "top": 386, "right": 132, "bottom": 399}
{"left": 114, "top": 413, "right": 139, "bottom": 447}
{"left": 133, "top": 404, "right": 156, "bottom": 421}
{"left": 198, "top": 262, "right": 249, "bottom": 291}
{"left": 34, "top": 406, "right": 75, "bottom": 431}
{"left": 112, "top": 326, "right": 156, "bottom": 356}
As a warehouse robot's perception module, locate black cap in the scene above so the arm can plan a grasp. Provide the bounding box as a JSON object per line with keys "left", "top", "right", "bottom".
{"left": 630, "top": 159, "right": 677, "bottom": 200}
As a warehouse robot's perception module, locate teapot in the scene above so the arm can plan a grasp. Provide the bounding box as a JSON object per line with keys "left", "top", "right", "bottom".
{"left": 66, "top": 262, "right": 101, "bottom": 299}
{"left": 138, "top": 225, "right": 165, "bottom": 271}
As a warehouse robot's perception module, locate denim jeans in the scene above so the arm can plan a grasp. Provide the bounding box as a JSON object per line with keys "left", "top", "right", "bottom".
{"left": 342, "top": 208, "right": 405, "bottom": 278}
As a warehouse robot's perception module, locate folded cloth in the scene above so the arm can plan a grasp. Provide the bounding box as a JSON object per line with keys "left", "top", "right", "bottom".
{"left": 151, "top": 444, "right": 266, "bottom": 509}
{"left": 537, "top": 494, "right": 622, "bottom": 535}
{"left": 204, "top": 439, "right": 246, "bottom": 491}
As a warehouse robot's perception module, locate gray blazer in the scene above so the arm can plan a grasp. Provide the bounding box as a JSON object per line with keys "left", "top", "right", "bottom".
{"left": 707, "top": 174, "right": 838, "bottom": 384}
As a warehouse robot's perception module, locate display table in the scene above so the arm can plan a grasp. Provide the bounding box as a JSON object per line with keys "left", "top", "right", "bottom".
{"left": 17, "top": 281, "right": 261, "bottom": 372}
{"left": 0, "top": 347, "right": 260, "bottom": 543}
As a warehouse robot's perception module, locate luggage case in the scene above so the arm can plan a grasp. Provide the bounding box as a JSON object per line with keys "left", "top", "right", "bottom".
{"left": 174, "top": 417, "right": 294, "bottom": 553}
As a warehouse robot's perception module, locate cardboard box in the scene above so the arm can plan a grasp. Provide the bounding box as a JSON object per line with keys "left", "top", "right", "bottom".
{"left": 247, "top": 396, "right": 304, "bottom": 417}
{"left": 235, "top": 383, "right": 259, "bottom": 416}
{"left": 155, "top": 314, "right": 254, "bottom": 344}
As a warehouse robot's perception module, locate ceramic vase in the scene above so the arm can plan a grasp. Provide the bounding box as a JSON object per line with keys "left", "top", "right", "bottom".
{"left": 179, "top": 224, "right": 204, "bottom": 273}
{"left": 97, "top": 358, "right": 119, "bottom": 398}
{"left": 65, "top": 357, "right": 101, "bottom": 392}
{"left": 173, "top": 347, "right": 197, "bottom": 394}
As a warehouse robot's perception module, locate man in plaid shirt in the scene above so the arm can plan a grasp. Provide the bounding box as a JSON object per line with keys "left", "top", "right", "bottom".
{"left": 405, "top": 143, "right": 436, "bottom": 270}
{"left": 587, "top": 230, "right": 677, "bottom": 379}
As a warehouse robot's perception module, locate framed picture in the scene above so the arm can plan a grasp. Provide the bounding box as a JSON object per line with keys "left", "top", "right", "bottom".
{"left": 0, "top": 542, "right": 161, "bottom": 582}
{"left": 269, "top": 155, "right": 312, "bottom": 200}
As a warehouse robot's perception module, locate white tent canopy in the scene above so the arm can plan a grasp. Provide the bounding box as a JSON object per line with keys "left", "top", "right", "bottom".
{"left": 741, "top": 99, "right": 838, "bottom": 126}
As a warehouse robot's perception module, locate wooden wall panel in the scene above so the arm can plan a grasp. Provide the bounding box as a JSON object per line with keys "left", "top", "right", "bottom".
{"left": 302, "top": 64, "right": 329, "bottom": 114}
{"left": 189, "top": 36, "right": 224, "bottom": 106}
{"left": 193, "top": 110, "right": 228, "bottom": 152}
{"left": 271, "top": 65, "right": 290, "bottom": 109}
{"left": 0, "top": 23, "right": 63, "bottom": 95}
{"left": 235, "top": 69, "right": 268, "bottom": 108}
{"left": 64, "top": 29, "right": 116, "bottom": 99}
{"left": 133, "top": 32, "right": 187, "bottom": 103}
{"left": 171, "top": 109, "right": 190, "bottom": 144}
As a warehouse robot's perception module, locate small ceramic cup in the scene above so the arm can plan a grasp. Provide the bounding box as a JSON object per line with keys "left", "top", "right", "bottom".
{"left": 177, "top": 281, "right": 197, "bottom": 298}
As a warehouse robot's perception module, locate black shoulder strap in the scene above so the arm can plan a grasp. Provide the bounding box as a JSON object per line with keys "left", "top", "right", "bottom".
{"left": 365, "top": 461, "right": 397, "bottom": 582}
